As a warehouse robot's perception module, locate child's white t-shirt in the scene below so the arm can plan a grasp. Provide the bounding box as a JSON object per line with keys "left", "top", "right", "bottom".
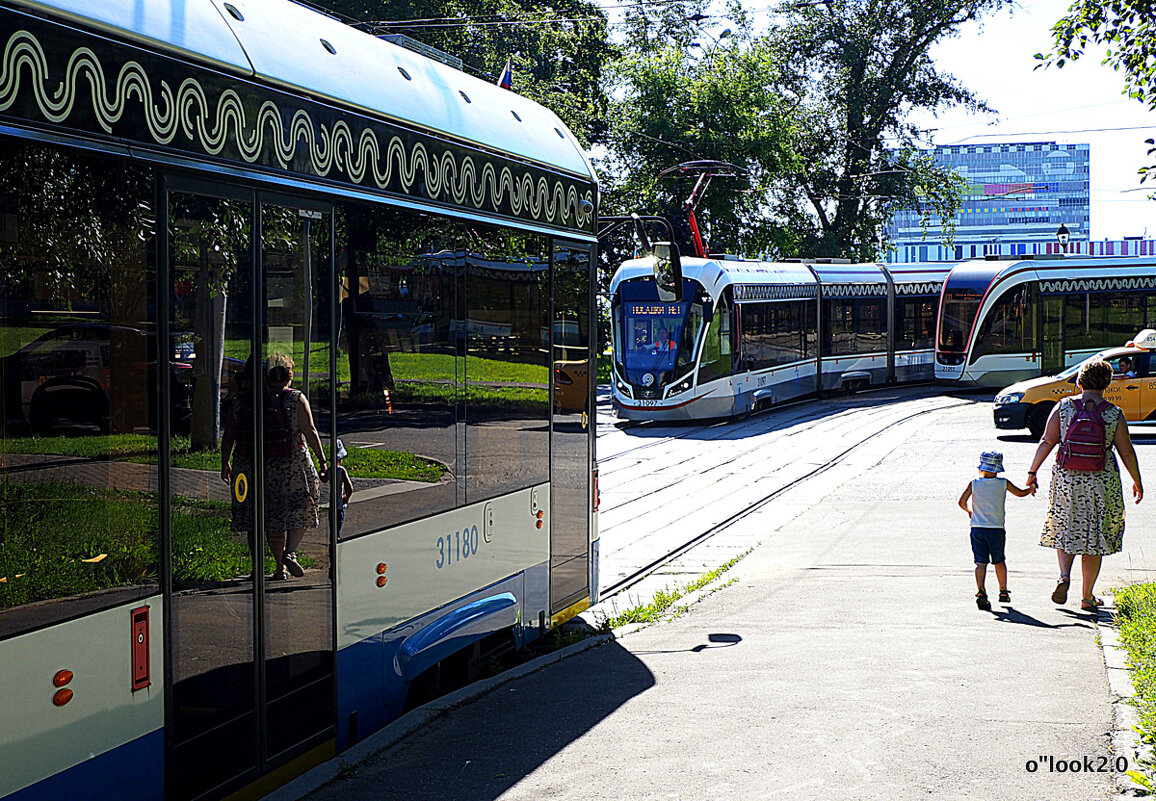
{"left": 971, "top": 477, "right": 1007, "bottom": 528}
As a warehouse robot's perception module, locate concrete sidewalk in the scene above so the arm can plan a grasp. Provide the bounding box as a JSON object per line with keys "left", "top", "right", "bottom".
{"left": 291, "top": 400, "right": 1154, "bottom": 801}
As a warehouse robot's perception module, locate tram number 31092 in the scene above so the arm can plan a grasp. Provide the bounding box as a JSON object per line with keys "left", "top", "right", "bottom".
{"left": 435, "top": 525, "right": 481, "bottom": 569}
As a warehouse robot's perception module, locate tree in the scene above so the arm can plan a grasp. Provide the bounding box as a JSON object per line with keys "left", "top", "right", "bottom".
{"left": 321, "top": 0, "right": 616, "bottom": 148}
{"left": 764, "top": 0, "right": 1013, "bottom": 259}
{"left": 600, "top": 11, "right": 801, "bottom": 259}
{"left": 1038, "top": 0, "right": 1156, "bottom": 181}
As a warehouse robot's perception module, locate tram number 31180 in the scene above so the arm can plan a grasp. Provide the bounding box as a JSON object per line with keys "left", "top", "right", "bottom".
{"left": 435, "top": 525, "right": 482, "bottom": 568}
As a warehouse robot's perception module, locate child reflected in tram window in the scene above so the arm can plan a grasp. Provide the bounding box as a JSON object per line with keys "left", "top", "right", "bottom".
{"left": 334, "top": 439, "right": 354, "bottom": 536}
{"left": 957, "top": 451, "right": 1032, "bottom": 611}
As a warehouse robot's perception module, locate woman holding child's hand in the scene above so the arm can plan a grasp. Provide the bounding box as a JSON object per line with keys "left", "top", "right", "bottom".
{"left": 1025, "top": 359, "right": 1142, "bottom": 612}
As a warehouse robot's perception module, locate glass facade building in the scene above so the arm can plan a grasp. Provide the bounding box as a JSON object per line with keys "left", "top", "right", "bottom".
{"left": 887, "top": 141, "right": 1090, "bottom": 262}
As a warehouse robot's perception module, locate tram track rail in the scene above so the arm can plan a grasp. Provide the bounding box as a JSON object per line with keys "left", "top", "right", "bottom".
{"left": 598, "top": 394, "right": 969, "bottom": 600}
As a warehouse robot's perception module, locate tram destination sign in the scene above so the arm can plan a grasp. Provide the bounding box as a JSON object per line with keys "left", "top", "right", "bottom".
{"left": 629, "top": 304, "right": 682, "bottom": 317}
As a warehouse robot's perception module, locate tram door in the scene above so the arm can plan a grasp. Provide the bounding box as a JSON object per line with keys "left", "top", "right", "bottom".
{"left": 549, "top": 243, "right": 593, "bottom": 617}
{"left": 165, "top": 186, "right": 335, "bottom": 801}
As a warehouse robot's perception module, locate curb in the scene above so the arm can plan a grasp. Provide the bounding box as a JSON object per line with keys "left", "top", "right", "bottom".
{"left": 1093, "top": 594, "right": 1150, "bottom": 798}
{"left": 263, "top": 631, "right": 615, "bottom": 801}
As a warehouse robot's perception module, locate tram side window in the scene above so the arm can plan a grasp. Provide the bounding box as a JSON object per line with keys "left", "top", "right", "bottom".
{"left": 1063, "top": 292, "right": 1118, "bottom": 353}
{"left": 464, "top": 229, "right": 549, "bottom": 503}
{"left": 895, "top": 298, "right": 937, "bottom": 350}
{"left": 825, "top": 298, "right": 885, "bottom": 355}
{"left": 333, "top": 206, "right": 550, "bottom": 535}
{"left": 1106, "top": 293, "right": 1147, "bottom": 343}
{"left": 740, "top": 301, "right": 808, "bottom": 369}
{"left": 698, "top": 295, "right": 734, "bottom": 383}
{"left": 0, "top": 140, "right": 159, "bottom": 637}
{"left": 334, "top": 205, "right": 461, "bottom": 537}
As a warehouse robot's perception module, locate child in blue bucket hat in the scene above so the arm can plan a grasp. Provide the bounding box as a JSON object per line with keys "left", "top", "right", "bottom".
{"left": 334, "top": 439, "right": 354, "bottom": 536}
{"left": 958, "top": 451, "right": 1032, "bottom": 610}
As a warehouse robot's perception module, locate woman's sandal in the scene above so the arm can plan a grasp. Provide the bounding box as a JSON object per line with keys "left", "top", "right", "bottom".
{"left": 998, "top": 589, "right": 1010, "bottom": 603}
{"left": 1051, "top": 578, "right": 1070, "bottom": 605}
{"left": 1080, "top": 596, "right": 1103, "bottom": 612}
{"left": 976, "top": 591, "right": 992, "bottom": 611}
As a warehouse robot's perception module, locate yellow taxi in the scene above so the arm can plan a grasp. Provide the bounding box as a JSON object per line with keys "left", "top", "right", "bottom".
{"left": 553, "top": 359, "right": 589, "bottom": 413}
{"left": 994, "top": 329, "right": 1156, "bottom": 438}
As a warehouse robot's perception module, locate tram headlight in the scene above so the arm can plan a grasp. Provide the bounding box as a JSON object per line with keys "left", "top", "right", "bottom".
{"left": 995, "top": 392, "right": 1024, "bottom": 406}
{"left": 667, "top": 378, "right": 693, "bottom": 397}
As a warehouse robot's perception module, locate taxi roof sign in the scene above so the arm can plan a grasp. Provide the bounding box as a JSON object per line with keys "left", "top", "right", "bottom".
{"left": 1127, "top": 329, "right": 1156, "bottom": 350}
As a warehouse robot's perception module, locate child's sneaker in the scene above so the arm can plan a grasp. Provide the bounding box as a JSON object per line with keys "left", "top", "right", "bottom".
{"left": 998, "top": 589, "right": 1010, "bottom": 603}
{"left": 283, "top": 551, "right": 305, "bottom": 577}
{"left": 976, "top": 591, "right": 991, "bottom": 611}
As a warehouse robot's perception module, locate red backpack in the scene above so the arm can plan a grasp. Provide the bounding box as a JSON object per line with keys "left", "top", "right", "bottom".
{"left": 1056, "top": 398, "right": 1110, "bottom": 471}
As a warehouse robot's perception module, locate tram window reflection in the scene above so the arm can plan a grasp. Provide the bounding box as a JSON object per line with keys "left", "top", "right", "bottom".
{"left": 464, "top": 229, "right": 549, "bottom": 502}
{"left": 334, "top": 204, "right": 460, "bottom": 538}
{"left": 825, "top": 298, "right": 885, "bottom": 355}
{"left": 0, "top": 140, "right": 159, "bottom": 638}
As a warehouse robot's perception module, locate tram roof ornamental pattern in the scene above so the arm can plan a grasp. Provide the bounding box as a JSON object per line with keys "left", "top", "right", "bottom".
{"left": 0, "top": 2, "right": 595, "bottom": 234}
{"left": 1039, "top": 275, "right": 1156, "bottom": 294}
{"left": 13, "top": 0, "right": 593, "bottom": 179}
{"left": 733, "top": 283, "right": 817, "bottom": 301}
{"left": 895, "top": 281, "right": 945, "bottom": 295}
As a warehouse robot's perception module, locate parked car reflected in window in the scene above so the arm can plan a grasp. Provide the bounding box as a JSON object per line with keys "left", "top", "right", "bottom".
{"left": 0, "top": 141, "right": 159, "bottom": 637}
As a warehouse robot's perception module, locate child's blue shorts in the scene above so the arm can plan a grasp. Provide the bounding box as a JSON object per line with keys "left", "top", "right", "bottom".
{"left": 970, "top": 526, "right": 1006, "bottom": 565}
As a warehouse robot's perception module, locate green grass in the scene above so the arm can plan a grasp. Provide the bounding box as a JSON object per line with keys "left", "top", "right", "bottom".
{"left": 1112, "top": 583, "right": 1156, "bottom": 792}
{"left": 1, "top": 434, "right": 446, "bottom": 482}
{"left": 0, "top": 481, "right": 322, "bottom": 607}
{"left": 0, "top": 481, "right": 157, "bottom": 607}
{"left": 342, "top": 447, "right": 446, "bottom": 483}
{"left": 216, "top": 342, "right": 548, "bottom": 386}
{"left": 0, "top": 325, "right": 53, "bottom": 357}
{"left": 604, "top": 550, "right": 750, "bottom": 628}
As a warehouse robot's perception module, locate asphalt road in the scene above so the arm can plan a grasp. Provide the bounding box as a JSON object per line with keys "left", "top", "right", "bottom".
{"left": 296, "top": 390, "right": 1156, "bottom": 801}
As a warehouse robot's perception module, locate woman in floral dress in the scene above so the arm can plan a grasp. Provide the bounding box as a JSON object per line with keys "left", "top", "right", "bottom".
{"left": 1025, "top": 359, "right": 1143, "bottom": 610}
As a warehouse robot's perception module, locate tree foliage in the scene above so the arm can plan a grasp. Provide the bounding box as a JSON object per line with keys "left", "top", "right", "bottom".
{"left": 320, "top": 0, "right": 616, "bottom": 147}
{"left": 764, "top": 0, "right": 1012, "bottom": 259}
{"left": 602, "top": 0, "right": 1006, "bottom": 261}
{"left": 601, "top": 25, "right": 801, "bottom": 258}
{"left": 1038, "top": 0, "right": 1156, "bottom": 180}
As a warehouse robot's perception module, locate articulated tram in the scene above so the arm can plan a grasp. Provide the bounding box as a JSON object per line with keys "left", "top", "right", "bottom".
{"left": 609, "top": 255, "right": 952, "bottom": 422}
{"left": 0, "top": 2, "right": 597, "bottom": 800}
{"left": 935, "top": 255, "right": 1156, "bottom": 387}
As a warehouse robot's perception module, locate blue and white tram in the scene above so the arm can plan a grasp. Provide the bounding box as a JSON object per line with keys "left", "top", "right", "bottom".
{"left": 609, "top": 255, "right": 951, "bottom": 422}
{"left": 0, "top": 2, "right": 598, "bottom": 800}
{"left": 935, "top": 255, "right": 1156, "bottom": 387}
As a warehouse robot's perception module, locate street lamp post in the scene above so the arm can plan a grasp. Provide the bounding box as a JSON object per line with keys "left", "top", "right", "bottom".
{"left": 1056, "top": 224, "right": 1070, "bottom": 254}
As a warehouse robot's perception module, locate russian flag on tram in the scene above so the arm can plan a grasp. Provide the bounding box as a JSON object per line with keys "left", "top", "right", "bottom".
{"left": 497, "top": 57, "right": 513, "bottom": 90}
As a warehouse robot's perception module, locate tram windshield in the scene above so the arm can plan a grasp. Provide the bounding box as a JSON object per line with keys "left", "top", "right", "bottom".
{"left": 938, "top": 289, "right": 981, "bottom": 352}
{"left": 615, "top": 280, "right": 703, "bottom": 381}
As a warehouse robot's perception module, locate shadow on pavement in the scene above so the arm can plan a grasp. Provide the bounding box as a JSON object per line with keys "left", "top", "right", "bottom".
{"left": 629, "top": 632, "right": 743, "bottom": 656}
{"left": 989, "top": 605, "right": 1091, "bottom": 629}
{"left": 310, "top": 638, "right": 654, "bottom": 801}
